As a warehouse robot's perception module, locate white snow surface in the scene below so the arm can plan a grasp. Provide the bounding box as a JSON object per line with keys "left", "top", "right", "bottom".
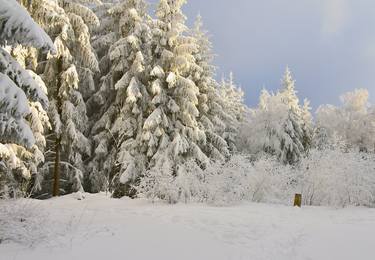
{"left": 1, "top": 193, "right": 375, "bottom": 260}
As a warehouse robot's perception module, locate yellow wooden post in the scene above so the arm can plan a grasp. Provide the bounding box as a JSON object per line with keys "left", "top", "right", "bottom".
{"left": 294, "top": 193, "right": 302, "bottom": 207}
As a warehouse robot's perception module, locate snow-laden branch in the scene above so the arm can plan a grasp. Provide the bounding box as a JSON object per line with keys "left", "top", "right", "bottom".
{"left": 0, "top": 0, "right": 56, "bottom": 53}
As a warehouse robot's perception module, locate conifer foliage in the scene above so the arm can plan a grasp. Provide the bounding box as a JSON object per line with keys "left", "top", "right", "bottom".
{"left": 89, "top": 0, "right": 153, "bottom": 195}
{"left": 137, "top": 0, "right": 241, "bottom": 201}
{"left": 1, "top": 0, "right": 337, "bottom": 202}
{"left": 239, "top": 68, "right": 312, "bottom": 164}
{"left": 1, "top": 0, "right": 319, "bottom": 201}
{"left": 191, "top": 16, "right": 238, "bottom": 160}
{"left": 24, "top": 0, "right": 100, "bottom": 197}
{"left": 0, "top": 0, "right": 55, "bottom": 197}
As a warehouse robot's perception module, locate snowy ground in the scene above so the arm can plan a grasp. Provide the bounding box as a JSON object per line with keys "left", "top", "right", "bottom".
{"left": 1, "top": 194, "right": 375, "bottom": 260}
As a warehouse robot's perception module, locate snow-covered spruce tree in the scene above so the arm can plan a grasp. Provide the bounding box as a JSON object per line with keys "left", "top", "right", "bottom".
{"left": 89, "top": 0, "right": 117, "bottom": 79}
{"left": 0, "top": 0, "right": 55, "bottom": 197}
{"left": 300, "top": 98, "right": 313, "bottom": 151}
{"left": 85, "top": 0, "right": 118, "bottom": 193}
{"left": 17, "top": 71, "right": 51, "bottom": 194}
{"left": 88, "top": 0, "right": 154, "bottom": 195}
{"left": 242, "top": 89, "right": 293, "bottom": 161}
{"left": 218, "top": 72, "right": 246, "bottom": 152}
{"left": 279, "top": 67, "right": 313, "bottom": 155}
{"left": 189, "top": 15, "right": 232, "bottom": 160}
{"left": 137, "top": 0, "right": 242, "bottom": 202}
{"left": 240, "top": 68, "right": 311, "bottom": 164}
{"left": 24, "top": 0, "right": 99, "bottom": 196}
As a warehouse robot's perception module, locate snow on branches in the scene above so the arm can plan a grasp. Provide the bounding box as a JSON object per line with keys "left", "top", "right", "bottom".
{"left": 0, "top": 0, "right": 55, "bottom": 53}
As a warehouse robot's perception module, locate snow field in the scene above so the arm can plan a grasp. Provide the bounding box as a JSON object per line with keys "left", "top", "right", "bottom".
{"left": 1, "top": 193, "right": 375, "bottom": 260}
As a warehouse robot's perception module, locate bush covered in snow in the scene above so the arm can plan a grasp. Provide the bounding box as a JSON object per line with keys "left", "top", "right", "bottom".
{"left": 202, "top": 155, "right": 292, "bottom": 206}
{"left": 298, "top": 149, "right": 375, "bottom": 207}
{"left": 138, "top": 159, "right": 207, "bottom": 204}
{"left": 137, "top": 155, "right": 293, "bottom": 205}
{"left": 138, "top": 148, "right": 375, "bottom": 208}
{"left": 315, "top": 89, "right": 375, "bottom": 153}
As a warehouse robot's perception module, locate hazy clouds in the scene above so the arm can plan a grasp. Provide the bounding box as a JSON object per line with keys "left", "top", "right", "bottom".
{"left": 148, "top": 0, "right": 375, "bottom": 109}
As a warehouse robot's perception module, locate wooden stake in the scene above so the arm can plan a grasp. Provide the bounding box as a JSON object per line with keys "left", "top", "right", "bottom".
{"left": 294, "top": 193, "right": 302, "bottom": 207}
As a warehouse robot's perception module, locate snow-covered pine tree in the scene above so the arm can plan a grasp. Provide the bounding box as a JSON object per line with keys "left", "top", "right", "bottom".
{"left": 279, "top": 67, "right": 299, "bottom": 111}
{"left": 138, "top": 0, "right": 226, "bottom": 202}
{"left": 85, "top": 0, "right": 119, "bottom": 193}
{"left": 90, "top": 0, "right": 118, "bottom": 78}
{"left": 218, "top": 72, "right": 246, "bottom": 152}
{"left": 190, "top": 15, "right": 232, "bottom": 161}
{"left": 301, "top": 98, "right": 313, "bottom": 151}
{"left": 24, "top": 0, "right": 99, "bottom": 196}
{"left": 0, "top": 0, "right": 55, "bottom": 197}
{"left": 88, "top": 0, "right": 153, "bottom": 195}
{"left": 269, "top": 67, "right": 310, "bottom": 163}
{"left": 110, "top": 0, "right": 154, "bottom": 197}
{"left": 278, "top": 67, "right": 312, "bottom": 159}
{"left": 241, "top": 88, "right": 290, "bottom": 160}
{"left": 240, "top": 68, "right": 310, "bottom": 164}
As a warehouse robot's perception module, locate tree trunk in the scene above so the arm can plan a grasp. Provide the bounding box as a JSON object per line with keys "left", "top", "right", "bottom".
{"left": 52, "top": 136, "right": 61, "bottom": 196}
{"left": 52, "top": 57, "right": 63, "bottom": 197}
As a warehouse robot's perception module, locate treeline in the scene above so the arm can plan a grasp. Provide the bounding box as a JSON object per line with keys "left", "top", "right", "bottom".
{"left": 1, "top": 0, "right": 374, "bottom": 205}
{"left": 0, "top": 0, "right": 245, "bottom": 199}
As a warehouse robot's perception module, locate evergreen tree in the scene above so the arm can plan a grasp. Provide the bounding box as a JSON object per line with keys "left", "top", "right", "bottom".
{"left": 240, "top": 68, "right": 310, "bottom": 164}
{"left": 218, "top": 73, "right": 246, "bottom": 152}
{"left": 301, "top": 98, "right": 313, "bottom": 151}
{"left": 88, "top": 1, "right": 247, "bottom": 199}
{"left": 89, "top": 0, "right": 153, "bottom": 195}
{"left": 278, "top": 67, "right": 311, "bottom": 162}
{"left": 0, "top": 0, "right": 55, "bottom": 197}
{"left": 138, "top": 0, "right": 234, "bottom": 202}
{"left": 24, "top": 0, "right": 99, "bottom": 196}
{"left": 85, "top": 0, "right": 119, "bottom": 193}
{"left": 190, "top": 15, "right": 232, "bottom": 160}
{"left": 279, "top": 67, "right": 299, "bottom": 111}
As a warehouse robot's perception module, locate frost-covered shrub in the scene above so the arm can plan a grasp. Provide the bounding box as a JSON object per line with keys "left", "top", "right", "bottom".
{"left": 298, "top": 149, "right": 375, "bottom": 207}
{"left": 316, "top": 89, "right": 375, "bottom": 153}
{"left": 204, "top": 155, "right": 295, "bottom": 206}
{"left": 138, "top": 160, "right": 207, "bottom": 204}
{"left": 138, "top": 155, "right": 294, "bottom": 205}
{"left": 204, "top": 155, "right": 264, "bottom": 205}
{"left": 138, "top": 149, "right": 375, "bottom": 208}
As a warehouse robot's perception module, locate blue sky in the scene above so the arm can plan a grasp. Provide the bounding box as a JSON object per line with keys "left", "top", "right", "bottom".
{"left": 148, "top": 0, "right": 375, "bottom": 110}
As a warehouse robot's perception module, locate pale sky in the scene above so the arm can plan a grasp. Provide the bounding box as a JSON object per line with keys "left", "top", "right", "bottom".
{"left": 148, "top": 0, "right": 375, "bottom": 110}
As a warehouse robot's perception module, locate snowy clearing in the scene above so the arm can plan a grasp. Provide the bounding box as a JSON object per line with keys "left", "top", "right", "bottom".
{"left": 1, "top": 193, "right": 375, "bottom": 260}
